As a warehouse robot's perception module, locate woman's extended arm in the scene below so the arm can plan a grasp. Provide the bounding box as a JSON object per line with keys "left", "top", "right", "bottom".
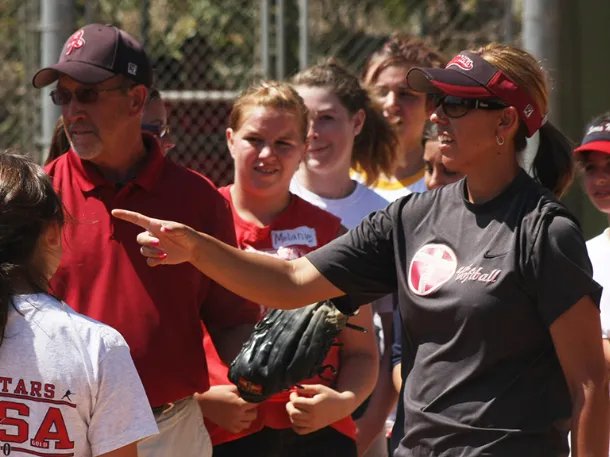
{"left": 112, "top": 209, "right": 343, "bottom": 309}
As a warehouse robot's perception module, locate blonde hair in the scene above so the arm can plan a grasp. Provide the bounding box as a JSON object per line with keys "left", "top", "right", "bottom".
{"left": 362, "top": 33, "right": 447, "bottom": 86}
{"left": 229, "top": 81, "right": 309, "bottom": 141}
{"left": 292, "top": 60, "right": 398, "bottom": 186}
{"left": 474, "top": 43, "right": 573, "bottom": 198}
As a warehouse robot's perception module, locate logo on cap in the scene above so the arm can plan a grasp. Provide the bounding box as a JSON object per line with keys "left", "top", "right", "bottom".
{"left": 65, "top": 30, "right": 85, "bottom": 56}
{"left": 523, "top": 104, "right": 534, "bottom": 118}
{"left": 408, "top": 244, "right": 457, "bottom": 296}
{"left": 128, "top": 63, "right": 138, "bottom": 76}
{"left": 586, "top": 121, "right": 610, "bottom": 135}
{"left": 447, "top": 54, "right": 474, "bottom": 71}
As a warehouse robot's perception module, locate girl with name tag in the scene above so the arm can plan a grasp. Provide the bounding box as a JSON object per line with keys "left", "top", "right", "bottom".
{"left": 197, "top": 81, "right": 379, "bottom": 457}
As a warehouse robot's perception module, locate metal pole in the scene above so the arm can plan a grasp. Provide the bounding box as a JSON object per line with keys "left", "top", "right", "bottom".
{"left": 84, "top": 1, "right": 94, "bottom": 23}
{"left": 522, "top": 0, "right": 559, "bottom": 121}
{"left": 298, "top": 0, "right": 308, "bottom": 71}
{"left": 141, "top": 0, "right": 151, "bottom": 50}
{"left": 520, "top": 0, "right": 559, "bottom": 175}
{"left": 276, "top": 0, "right": 285, "bottom": 79}
{"left": 39, "top": 0, "right": 74, "bottom": 163}
{"left": 503, "top": 0, "right": 513, "bottom": 44}
{"left": 261, "top": 0, "right": 270, "bottom": 77}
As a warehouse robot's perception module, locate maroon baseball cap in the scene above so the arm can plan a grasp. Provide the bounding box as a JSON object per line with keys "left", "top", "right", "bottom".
{"left": 574, "top": 119, "right": 610, "bottom": 155}
{"left": 32, "top": 24, "right": 152, "bottom": 89}
{"left": 406, "top": 51, "right": 545, "bottom": 138}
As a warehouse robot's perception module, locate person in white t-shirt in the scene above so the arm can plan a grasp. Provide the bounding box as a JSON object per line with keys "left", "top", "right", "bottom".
{"left": 0, "top": 150, "right": 157, "bottom": 457}
{"left": 289, "top": 61, "right": 398, "bottom": 457}
{"left": 573, "top": 112, "right": 610, "bottom": 457}
{"left": 355, "top": 33, "right": 447, "bottom": 200}
{"left": 574, "top": 113, "right": 610, "bottom": 347}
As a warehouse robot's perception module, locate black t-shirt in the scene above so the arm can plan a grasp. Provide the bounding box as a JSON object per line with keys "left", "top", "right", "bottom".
{"left": 390, "top": 307, "right": 409, "bottom": 456}
{"left": 307, "top": 170, "right": 601, "bottom": 457}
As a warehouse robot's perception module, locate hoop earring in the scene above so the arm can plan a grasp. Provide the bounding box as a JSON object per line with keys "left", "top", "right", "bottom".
{"left": 496, "top": 135, "right": 505, "bottom": 146}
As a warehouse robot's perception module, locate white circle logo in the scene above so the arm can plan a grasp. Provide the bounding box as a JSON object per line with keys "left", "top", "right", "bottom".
{"left": 408, "top": 244, "right": 458, "bottom": 296}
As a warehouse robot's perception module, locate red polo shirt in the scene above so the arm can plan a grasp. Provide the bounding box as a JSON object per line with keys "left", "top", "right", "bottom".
{"left": 45, "top": 136, "right": 259, "bottom": 406}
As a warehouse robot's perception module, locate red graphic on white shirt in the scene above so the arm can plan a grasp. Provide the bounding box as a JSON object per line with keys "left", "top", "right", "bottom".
{"left": 408, "top": 244, "right": 458, "bottom": 296}
{"left": 0, "top": 377, "right": 75, "bottom": 455}
{"left": 244, "top": 245, "right": 307, "bottom": 261}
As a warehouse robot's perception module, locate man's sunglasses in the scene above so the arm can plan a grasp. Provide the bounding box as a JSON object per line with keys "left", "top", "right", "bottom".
{"left": 433, "top": 94, "right": 508, "bottom": 118}
{"left": 50, "top": 85, "right": 134, "bottom": 106}
{"left": 142, "top": 124, "right": 170, "bottom": 139}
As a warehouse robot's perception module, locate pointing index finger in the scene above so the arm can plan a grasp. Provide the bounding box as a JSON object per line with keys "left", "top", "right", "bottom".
{"left": 111, "top": 209, "right": 154, "bottom": 231}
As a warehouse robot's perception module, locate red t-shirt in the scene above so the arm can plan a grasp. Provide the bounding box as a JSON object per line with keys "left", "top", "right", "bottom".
{"left": 44, "top": 136, "right": 260, "bottom": 407}
{"left": 204, "top": 185, "right": 357, "bottom": 444}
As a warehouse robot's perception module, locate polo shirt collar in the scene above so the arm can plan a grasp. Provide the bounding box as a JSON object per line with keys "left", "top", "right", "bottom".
{"left": 68, "top": 133, "right": 165, "bottom": 193}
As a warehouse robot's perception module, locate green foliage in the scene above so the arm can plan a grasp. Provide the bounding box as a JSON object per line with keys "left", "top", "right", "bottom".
{"left": 0, "top": 0, "right": 36, "bottom": 150}
{"left": 1, "top": 0, "right": 518, "bottom": 160}
{"left": 71, "top": 0, "right": 257, "bottom": 89}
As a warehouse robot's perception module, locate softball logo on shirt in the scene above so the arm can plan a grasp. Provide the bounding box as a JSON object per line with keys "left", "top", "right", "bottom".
{"left": 408, "top": 244, "right": 458, "bottom": 296}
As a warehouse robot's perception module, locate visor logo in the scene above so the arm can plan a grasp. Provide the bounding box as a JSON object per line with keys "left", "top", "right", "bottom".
{"left": 447, "top": 54, "right": 473, "bottom": 71}
{"left": 65, "top": 30, "right": 85, "bottom": 56}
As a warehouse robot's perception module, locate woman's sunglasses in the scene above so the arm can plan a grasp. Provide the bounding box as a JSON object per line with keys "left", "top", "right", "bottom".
{"left": 433, "top": 94, "right": 508, "bottom": 118}
{"left": 142, "top": 124, "right": 170, "bottom": 139}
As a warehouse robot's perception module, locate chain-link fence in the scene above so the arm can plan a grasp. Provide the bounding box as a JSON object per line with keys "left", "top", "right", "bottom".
{"left": 75, "top": 0, "right": 260, "bottom": 186}
{"left": 0, "top": 0, "right": 40, "bottom": 156}
{"left": 1, "top": 0, "right": 519, "bottom": 187}
{"left": 305, "top": 0, "right": 519, "bottom": 75}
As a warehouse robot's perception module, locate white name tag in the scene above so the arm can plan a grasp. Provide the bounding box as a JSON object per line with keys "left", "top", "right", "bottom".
{"left": 271, "top": 227, "right": 317, "bottom": 249}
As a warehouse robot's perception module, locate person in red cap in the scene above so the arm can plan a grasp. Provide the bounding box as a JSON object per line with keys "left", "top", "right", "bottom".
{"left": 112, "top": 42, "right": 609, "bottom": 457}
{"left": 574, "top": 113, "right": 610, "bottom": 376}
{"left": 33, "top": 24, "right": 259, "bottom": 457}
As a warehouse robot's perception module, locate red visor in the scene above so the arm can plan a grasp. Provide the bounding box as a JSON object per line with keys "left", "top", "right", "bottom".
{"left": 407, "top": 51, "right": 545, "bottom": 138}
{"left": 574, "top": 141, "right": 610, "bottom": 155}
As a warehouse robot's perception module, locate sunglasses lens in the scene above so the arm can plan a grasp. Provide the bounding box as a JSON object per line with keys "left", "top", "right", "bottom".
{"left": 50, "top": 89, "right": 71, "bottom": 106}
{"left": 442, "top": 96, "right": 469, "bottom": 118}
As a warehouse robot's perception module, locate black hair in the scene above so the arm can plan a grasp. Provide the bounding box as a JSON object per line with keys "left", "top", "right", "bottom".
{"left": 513, "top": 121, "right": 574, "bottom": 198}
{"left": 421, "top": 122, "right": 439, "bottom": 148}
{"left": 0, "top": 150, "right": 65, "bottom": 346}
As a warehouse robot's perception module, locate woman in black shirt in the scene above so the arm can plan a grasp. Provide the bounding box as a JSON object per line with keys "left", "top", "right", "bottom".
{"left": 113, "top": 43, "right": 608, "bottom": 457}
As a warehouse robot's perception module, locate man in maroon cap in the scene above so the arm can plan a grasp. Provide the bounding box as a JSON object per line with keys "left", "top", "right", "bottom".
{"left": 34, "top": 24, "right": 260, "bottom": 457}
